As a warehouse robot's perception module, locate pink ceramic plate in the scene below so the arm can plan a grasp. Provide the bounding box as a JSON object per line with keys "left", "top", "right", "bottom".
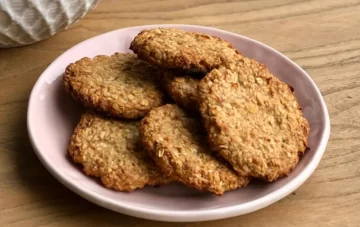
{"left": 27, "top": 24, "right": 330, "bottom": 222}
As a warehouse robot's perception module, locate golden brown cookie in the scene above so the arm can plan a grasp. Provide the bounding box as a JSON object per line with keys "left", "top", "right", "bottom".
{"left": 68, "top": 111, "right": 170, "bottom": 192}
{"left": 130, "top": 28, "right": 241, "bottom": 73}
{"left": 198, "top": 58, "right": 310, "bottom": 182}
{"left": 161, "top": 70, "right": 200, "bottom": 111}
{"left": 63, "top": 53, "right": 166, "bottom": 119}
{"left": 139, "top": 104, "right": 250, "bottom": 195}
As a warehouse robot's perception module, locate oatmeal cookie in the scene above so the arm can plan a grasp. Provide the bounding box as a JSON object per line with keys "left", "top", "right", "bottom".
{"left": 130, "top": 28, "right": 241, "bottom": 73}
{"left": 64, "top": 53, "right": 165, "bottom": 119}
{"left": 198, "top": 58, "right": 310, "bottom": 182}
{"left": 161, "top": 70, "right": 200, "bottom": 111}
{"left": 139, "top": 104, "right": 250, "bottom": 195}
{"left": 68, "top": 111, "right": 170, "bottom": 191}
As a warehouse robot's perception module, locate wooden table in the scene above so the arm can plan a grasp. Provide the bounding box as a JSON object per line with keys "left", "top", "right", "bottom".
{"left": 1, "top": 0, "right": 359, "bottom": 226}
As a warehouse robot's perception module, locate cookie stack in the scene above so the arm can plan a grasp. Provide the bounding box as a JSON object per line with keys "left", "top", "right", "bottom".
{"left": 64, "top": 28, "right": 309, "bottom": 195}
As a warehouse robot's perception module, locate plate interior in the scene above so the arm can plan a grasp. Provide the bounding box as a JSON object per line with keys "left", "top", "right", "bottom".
{"left": 28, "top": 25, "right": 328, "bottom": 213}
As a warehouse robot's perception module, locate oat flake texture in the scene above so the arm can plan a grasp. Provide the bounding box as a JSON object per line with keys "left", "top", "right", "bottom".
{"left": 63, "top": 53, "right": 166, "bottom": 119}
{"left": 199, "top": 58, "right": 310, "bottom": 182}
{"left": 130, "top": 28, "right": 242, "bottom": 73}
{"left": 161, "top": 70, "right": 201, "bottom": 111}
{"left": 68, "top": 111, "right": 170, "bottom": 192}
{"left": 139, "top": 104, "right": 250, "bottom": 195}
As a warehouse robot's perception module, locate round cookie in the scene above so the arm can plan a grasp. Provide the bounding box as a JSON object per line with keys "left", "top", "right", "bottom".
{"left": 130, "top": 28, "right": 241, "bottom": 73}
{"left": 139, "top": 104, "right": 250, "bottom": 195}
{"left": 68, "top": 111, "right": 170, "bottom": 192}
{"left": 63, "top": 53, "right": 165, "bottom": 119}
{"left": 162, "top": 70, "right": 200, "bottom": 111}
{"left": 198, "top": 57, "right": 310, "bottom": 182}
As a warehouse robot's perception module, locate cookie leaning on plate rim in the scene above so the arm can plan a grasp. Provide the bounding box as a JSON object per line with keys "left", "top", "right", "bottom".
{"left": 27, "top": 24, "right": 330, "bottom": 222}
{"left": 199, "top": 57, "right": 310, "bottom": 182}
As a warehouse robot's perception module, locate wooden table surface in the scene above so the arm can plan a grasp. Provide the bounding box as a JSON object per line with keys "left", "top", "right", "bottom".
{"left": 1, "top": 0, "right": 359, "bottom": 226}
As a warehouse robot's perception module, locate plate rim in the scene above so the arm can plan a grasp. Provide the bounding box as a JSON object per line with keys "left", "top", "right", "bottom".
{"left": 27, "top": 24, "right": 331, "bottom": 222}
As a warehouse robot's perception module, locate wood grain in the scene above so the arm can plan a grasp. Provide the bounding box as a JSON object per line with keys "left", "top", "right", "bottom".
{"left": 1, "top": 0, "right": 359, "bottom": 226}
